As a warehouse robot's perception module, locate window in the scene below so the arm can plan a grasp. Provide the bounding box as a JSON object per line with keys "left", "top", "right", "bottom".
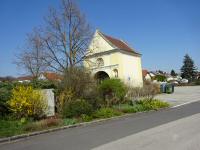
{"left": 96, "top": 58, "right": 104, "bottom": 67}
{"left": 113, "top": 69, "right": 118, "bottom": 78}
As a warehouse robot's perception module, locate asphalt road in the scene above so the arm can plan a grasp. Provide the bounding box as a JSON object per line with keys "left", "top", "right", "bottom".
{"left": 93, "top": 112, "right": 200, "bottom": 150}
{"left": 1, "top": 101, "right": 200, "bottom": 150}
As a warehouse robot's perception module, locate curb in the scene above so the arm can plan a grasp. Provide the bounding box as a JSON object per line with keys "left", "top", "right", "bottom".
{"left": 0, "top": 107, "right": 170, "bottom": 144}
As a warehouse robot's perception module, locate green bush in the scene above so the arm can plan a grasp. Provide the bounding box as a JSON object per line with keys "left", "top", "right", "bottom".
{"left": 93, "top": 108, "right": 122, "bottom": 119}
{"left": 114, "top": 99, "right": 169, "bottom": 113}
{"left": 0, "top": 82, "right": 14, "bottom": 117}
{"left": 98, "top": 79, "right": 127, "bottom": 106}
{"left": 62, "top": 99, "right": 93, "bottom": 118}
{"left": 30, "top": 80, "right": 56, "bottom": 89}
{"left": 136, "top": 99, "right": 170, "bottom": 111}
{"left": 154, "top": 75, "right": 167, "bottom": 82}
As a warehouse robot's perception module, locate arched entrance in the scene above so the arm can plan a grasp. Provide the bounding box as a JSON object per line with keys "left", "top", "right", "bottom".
{"left": 95, "top": 71, "right": 109, "bottom": 83}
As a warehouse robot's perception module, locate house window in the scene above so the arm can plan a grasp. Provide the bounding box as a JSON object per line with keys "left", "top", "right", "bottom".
{"left": 96, "top": 58, "right": 104, "bottom": 67}
{"left": 113, "top": 69, "right": 118, "bottom": 78}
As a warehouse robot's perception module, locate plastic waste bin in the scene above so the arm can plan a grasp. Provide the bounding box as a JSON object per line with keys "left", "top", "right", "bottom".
{"left": 166, "top": 83, "right": 174, "bottom": 94}
{"left": 160, "top": 83, "right": 167, "bottom": 93}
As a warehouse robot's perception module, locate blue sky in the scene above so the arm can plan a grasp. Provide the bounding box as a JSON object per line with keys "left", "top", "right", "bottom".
{"left": 0, "top": 0, "right": 200, "bottom": 76}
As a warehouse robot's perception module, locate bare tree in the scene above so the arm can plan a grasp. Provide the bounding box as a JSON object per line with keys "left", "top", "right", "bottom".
{"left": 15, "top": 29, "right": 48, "bottom": 79}
{"left": 41, "top": 0, "right": 92, "bottom": 72}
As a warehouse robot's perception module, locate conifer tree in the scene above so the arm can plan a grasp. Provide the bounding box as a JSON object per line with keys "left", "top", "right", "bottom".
{"left": 181, "top": 54, "right": 197, "bottom": 81}
{"left": 170, "top": 69, "right": 176, "bottom": 76}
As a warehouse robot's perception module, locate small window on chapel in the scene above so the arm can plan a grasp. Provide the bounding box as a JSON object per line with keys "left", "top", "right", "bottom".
{"left": 113, "top": 69, "right": 118, "bottom": 78}
{"left": 96, "top": 58, "right": 104, "bottom": 67}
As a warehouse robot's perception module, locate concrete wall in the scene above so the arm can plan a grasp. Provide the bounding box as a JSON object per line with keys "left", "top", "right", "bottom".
{"left": 41, "top": 89, "right": 55, "bottom": 117}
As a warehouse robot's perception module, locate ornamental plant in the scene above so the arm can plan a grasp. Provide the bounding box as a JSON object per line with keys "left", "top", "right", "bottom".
{"left": 98, "top": 79, "right": 127, "bottom": 106}
{"left": 8, "top": 85, "right": 47, "bottom": 119}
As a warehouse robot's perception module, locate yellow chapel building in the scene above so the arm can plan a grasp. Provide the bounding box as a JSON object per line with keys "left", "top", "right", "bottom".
{"left": 84, "top": 30, "right": 143, "bottom": 87}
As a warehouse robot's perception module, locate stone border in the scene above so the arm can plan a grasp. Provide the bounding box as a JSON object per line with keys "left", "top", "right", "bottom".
{"left": 0, "top": 108, "right": 170, "bottom": 145}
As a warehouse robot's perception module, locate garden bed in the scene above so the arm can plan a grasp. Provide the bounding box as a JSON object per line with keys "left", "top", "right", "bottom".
{"left": 0, "top": 99, "right": 169, "bottom": 138}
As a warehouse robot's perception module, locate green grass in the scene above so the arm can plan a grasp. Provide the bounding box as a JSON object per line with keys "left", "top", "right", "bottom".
{"left": 92, "top": 108, "right": 123, "bottom": 119}
{"left": 0, "top": 120, "right": 25, "bottom": 138}
{"left": 114, "top": 99, "right": 170, "bottom": 113}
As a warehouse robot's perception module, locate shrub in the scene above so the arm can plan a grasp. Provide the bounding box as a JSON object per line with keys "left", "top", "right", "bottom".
{"left": 30, "top": 80, "right": 56, "bottom": 89}
{"left": 93, "top": 108, "right": 122, "bottom": 119}
{"left": 136, "top": 99, "right": 170, "bottom": 111}
{"left": 59, "top": 67, "right": 96, "bottom": 98}
{"left": 62, "top": 99, "right": 93, "bottom": 118}
{"left": 0, "top": 82, "right": 15, "bottom": 117}
{"left": 98, "top": 79, "right": 127, "bottom": 106}
{"left": 127, "top": 81, "right": 160, "bottom": 102}
{"left": 154, "top": 75, "right": 167, "bottom": 82}
{"left": 56, "top": 67, "right": 101, "bottom": 113}
{"left": 8, "top": 85, "right": 47, "bottom": 119}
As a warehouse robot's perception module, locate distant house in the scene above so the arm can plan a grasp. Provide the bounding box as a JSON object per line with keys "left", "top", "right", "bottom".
{"left": 38, "top": 72, "right": 62, "bottom": 81}
{"left": 17, "top": 72, "right": 62, "bottom": 82}
{"left": 142, "top": 70, "right": 151, "bottom": 81}
{"left": 17, "top": 76, "right": 33, "bottom": 83}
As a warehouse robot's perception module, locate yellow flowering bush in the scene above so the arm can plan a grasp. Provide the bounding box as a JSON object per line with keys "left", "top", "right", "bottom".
{"left": 8, "top": 85, "right": 47, "bottom": 119}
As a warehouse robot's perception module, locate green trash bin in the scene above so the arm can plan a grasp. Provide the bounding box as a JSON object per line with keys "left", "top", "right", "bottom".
{"left": 166, "top": 84, "right": 174, "bottom": 94}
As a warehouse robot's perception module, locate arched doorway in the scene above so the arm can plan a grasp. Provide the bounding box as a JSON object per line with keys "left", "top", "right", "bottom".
{"left": 95, "top": 71, "right": 109, "bottom": 83}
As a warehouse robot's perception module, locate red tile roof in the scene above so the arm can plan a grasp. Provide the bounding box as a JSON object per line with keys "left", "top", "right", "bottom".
{"left": 17, "top": 72, "right": 62, "bottom": 81}
{"left": 43, "top": 72, "right": 62, "bottom": 81}
{"left": 101, "top": 32, "right": 140, "bottom": 55}
{"left": 142, "top": 69, "right": 149, "bottom": 77}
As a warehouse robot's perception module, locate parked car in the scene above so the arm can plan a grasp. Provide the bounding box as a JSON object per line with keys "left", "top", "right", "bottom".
{"left": 180, "top": 79, "right": 189, "bottom": 84}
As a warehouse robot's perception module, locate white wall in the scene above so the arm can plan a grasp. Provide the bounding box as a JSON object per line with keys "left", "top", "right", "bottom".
{"left": 121, "top": 53, "right": 143, "bottom": 87}
{"left": 88, "top": 30, "right": 114, "bottom": 54}
{"left": 41, "top": 89, "right": 55, "bottom": 117}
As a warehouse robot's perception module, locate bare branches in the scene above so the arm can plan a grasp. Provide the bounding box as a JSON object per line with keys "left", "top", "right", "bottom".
{"left": 15, "top": 29, "right": 48, "bottom": 78}
{"left": 15, "top": 0, "right": 92, "bottom": 75}
{"left": 42, "top": 0, "right": 92, "bottom": 71}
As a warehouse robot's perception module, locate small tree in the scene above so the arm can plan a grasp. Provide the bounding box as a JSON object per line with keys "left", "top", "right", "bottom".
{"left": 170, "top": 69, "right": 176, "bottom": 76}
{"left": 181, "top": 54, "right": 197, "bottom": 81}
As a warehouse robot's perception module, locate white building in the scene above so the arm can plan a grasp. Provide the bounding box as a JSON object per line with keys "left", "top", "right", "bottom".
{"left": 84, "top": 30, "right": 143, "bottom": 87}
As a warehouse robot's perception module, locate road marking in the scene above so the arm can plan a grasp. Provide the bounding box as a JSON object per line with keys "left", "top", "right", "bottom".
{"left": 172, "top": 100, "right": 199, "bottom": 108}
